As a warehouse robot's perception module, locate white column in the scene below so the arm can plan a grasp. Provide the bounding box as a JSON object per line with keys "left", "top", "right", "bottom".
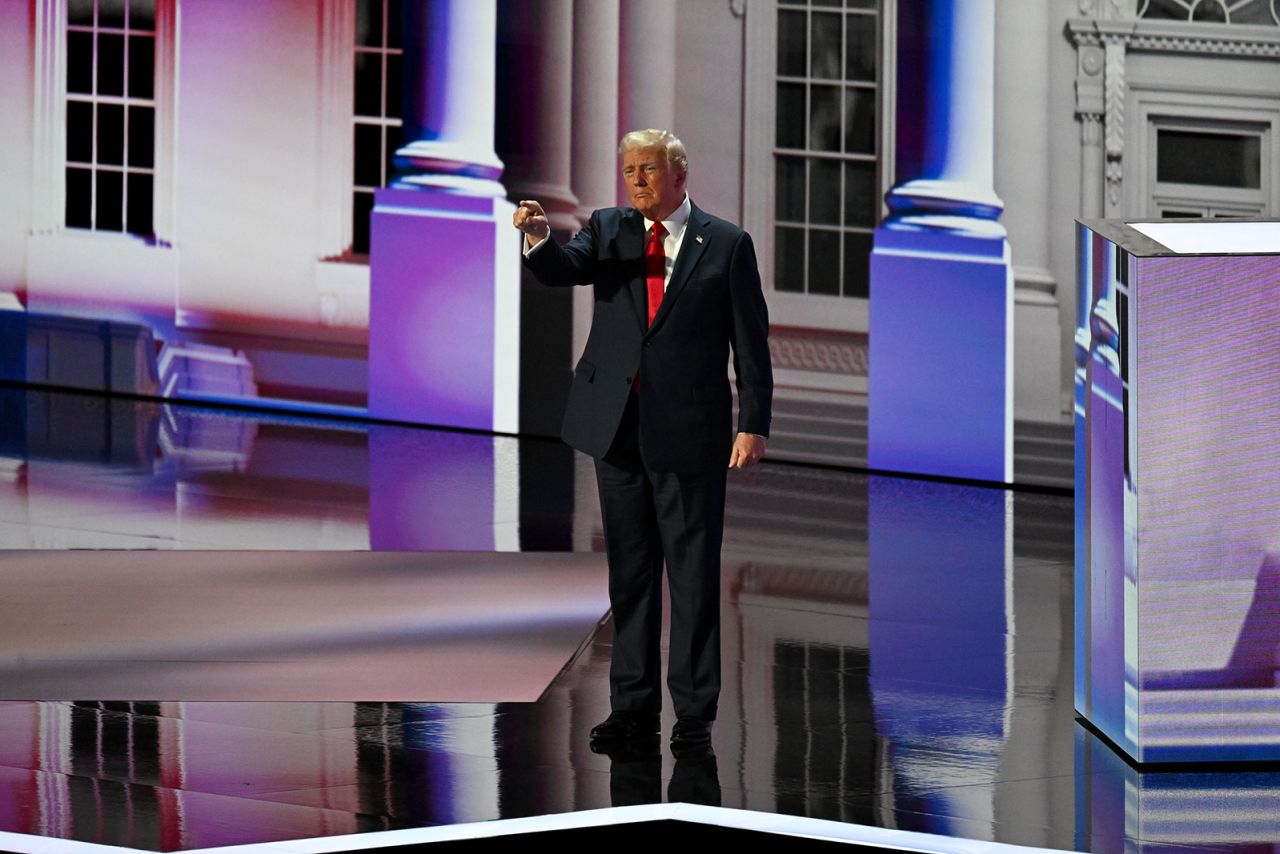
{"left": 370, "top": 0, "right": 520, "bottom": 434}
{"left": 30, "top": 0, "right": 67, "bottom": 236}
{"left": 498, "top": 0, "right": 579, "bottom": 235}
{"left": 570, "top": 0, "right": 620, "bottom": 361}
{"left": 870, "top": 0, "right": 1013, "bottom": 482}
{"left": 617, "top": 0, "right": 677, "bottom": 200}
{"left": 571, "top": 0, "right": 620, "bottom": 218}
{"left": 395, "top": 0, "right": 505, "bottom": 196}
{"left": 618, "top": 0, "right": 676, "bottom": 133}
{"left": 315, "top": 0, "right": 355, "bottom": 258}
{"left": 996, "top": 0, "right": 1062, "bottom": 423}
{"left": 885, "top": 0, "right": 1003, "bottom": 236}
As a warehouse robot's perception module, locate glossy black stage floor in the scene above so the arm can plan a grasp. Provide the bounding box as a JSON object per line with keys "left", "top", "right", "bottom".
{"left": 0, "top": 385, "right": 1268, "bottom": 853}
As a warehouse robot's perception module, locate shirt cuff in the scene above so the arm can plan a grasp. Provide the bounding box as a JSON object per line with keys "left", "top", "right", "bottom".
{"left": 522, "top": 234, "right": 549, "bottom": 257}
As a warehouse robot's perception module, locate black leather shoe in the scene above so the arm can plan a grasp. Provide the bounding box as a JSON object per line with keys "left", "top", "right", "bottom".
{"left": 590, "top": 711, "right": 660, "bottom": 741}
{"left": 670, "top": 716, "right": 712, "bottom": 749}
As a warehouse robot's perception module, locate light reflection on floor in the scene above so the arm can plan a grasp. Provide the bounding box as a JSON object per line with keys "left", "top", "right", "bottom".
{"left": 1, "top": 384, "right": 1271, "bottom": 854}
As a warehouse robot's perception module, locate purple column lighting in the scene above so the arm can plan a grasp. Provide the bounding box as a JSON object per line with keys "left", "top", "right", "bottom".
{"left": 868, "top": 0, "right": 1013, "bottom": 483}
{"left": 368, "top": 0, "right": 519, "bottom": 434}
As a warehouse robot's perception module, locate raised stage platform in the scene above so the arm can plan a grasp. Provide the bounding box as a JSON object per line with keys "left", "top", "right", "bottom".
{"left": 0, "top": 384, "right": 1272, "bottom": 854}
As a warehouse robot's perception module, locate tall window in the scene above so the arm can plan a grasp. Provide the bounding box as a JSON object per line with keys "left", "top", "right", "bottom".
{"left": 352, "top": 0, "right": 403, "bottom": 256}
{"left": 66, "top": 0, "right": 156, "bottom": 236}
{"left": 774, "top": 0, "right": 880, "bottom": 300}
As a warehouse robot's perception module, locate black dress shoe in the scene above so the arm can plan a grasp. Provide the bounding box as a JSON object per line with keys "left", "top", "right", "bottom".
{"left": 670, "top": 716, "right": 712, "bottom": 748}
{"left": 590, "top": 711, "right": 660, "bottom": 741}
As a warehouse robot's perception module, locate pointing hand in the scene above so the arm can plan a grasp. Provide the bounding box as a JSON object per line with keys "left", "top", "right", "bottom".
{"left": 513, "top": 200, "right": 550, "bottom": 247}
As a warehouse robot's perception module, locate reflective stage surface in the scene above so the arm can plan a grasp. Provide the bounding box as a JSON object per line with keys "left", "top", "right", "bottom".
{"left": 0, "top": 385, "right": 1270, "bottom": 853}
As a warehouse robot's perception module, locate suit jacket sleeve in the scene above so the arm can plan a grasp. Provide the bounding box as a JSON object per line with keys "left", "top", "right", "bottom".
{"left": 727, "top": 230, "right": 773, "bottom": 438}
{"left": 522, "top": 211, "right": 601, "bottom": 287}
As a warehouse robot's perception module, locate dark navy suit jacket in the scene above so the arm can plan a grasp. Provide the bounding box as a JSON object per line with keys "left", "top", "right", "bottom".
{"left": 524, "top": 201, "right": 772, "bottom": 473}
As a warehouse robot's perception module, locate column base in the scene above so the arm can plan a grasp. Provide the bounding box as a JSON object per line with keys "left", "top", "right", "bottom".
{"left": 368, "top": 187, "right": 520, "bottom": 434}
{"left": 868, "top": 226, "right": 1013, "bottom": 483}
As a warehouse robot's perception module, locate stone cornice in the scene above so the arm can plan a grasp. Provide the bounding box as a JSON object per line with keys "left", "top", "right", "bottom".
{"left": 1068, "top": 17, "right": 1280, "bottom": 56}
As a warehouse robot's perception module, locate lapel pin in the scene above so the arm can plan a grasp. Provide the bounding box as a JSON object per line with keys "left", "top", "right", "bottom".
{"left": 695, "top": 235, "right": 704, "bottom": 244}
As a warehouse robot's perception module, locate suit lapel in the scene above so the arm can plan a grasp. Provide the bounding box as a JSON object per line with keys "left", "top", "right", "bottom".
{"left": 647, "top": 203, "right": 710, "bottom": 336}
{"left": 618, "top": 211, "right": 648, "bottom": 332}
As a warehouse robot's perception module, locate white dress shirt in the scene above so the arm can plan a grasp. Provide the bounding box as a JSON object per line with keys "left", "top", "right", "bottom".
{"left": 523, "top": 194, "right": 691, "bottom": 293}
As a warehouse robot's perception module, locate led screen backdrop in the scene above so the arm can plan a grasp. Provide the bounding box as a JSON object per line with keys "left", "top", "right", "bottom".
{"left": 1077, "top": 219, "right": 1280, "bottom": 763}
{"left": 0, "top": 0, "right": 1030, "bottom": 483}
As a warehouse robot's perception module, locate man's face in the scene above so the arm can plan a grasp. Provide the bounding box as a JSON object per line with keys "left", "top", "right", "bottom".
{"left": 622, "top": 146, "right": 686, "bottom": 221}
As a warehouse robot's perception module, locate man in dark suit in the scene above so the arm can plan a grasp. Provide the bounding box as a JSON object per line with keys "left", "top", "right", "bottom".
{"left": 513, "top": 129, "right": 771, "bottom": 751}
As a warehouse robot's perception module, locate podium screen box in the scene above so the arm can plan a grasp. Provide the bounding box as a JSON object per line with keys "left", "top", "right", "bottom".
{"left": 1076, "top": 219, "right": 1280, "bottom": 763}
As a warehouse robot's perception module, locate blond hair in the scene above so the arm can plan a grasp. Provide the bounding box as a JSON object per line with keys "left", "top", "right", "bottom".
{"left": 618, "top": 129, "right": 688, "bottom": 175}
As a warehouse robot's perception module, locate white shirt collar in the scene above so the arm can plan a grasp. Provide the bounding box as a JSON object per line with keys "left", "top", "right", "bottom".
{"left": 644, "top": 194, "right": 691, "bottom": 237}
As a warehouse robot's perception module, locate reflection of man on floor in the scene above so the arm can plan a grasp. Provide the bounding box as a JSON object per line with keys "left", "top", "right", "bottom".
{"left": 514, "top": 129, "right": 772, "bottom": 751}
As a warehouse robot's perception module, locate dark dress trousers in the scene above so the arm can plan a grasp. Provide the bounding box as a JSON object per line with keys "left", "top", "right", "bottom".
{"left": 525, "top": 201, "right": 772, "bottom": 721}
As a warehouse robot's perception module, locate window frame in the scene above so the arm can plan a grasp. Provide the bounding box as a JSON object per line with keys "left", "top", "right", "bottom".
{"left": 32, "top": 0, "right": 175, "bottom": 245}
{"left": 742, "top": 0, "right": 895, "bottom": 332}
{"left": 1133, "top": 96, "right": 1280, "bottom": 220}
{"left": 64, "top": 0, "right": 159, "bottom": 237}
{"left": 350, "top": 0, "right": 404, "bottom": 260}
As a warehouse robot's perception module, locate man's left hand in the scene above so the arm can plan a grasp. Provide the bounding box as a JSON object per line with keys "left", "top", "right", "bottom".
{"left": 729, "top": 433, "right": 766, "bottom": 470}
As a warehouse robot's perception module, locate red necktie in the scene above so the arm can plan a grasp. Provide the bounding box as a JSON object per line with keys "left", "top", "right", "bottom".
{"left": 645, "top": 222, "right": 667, "bottom": 327}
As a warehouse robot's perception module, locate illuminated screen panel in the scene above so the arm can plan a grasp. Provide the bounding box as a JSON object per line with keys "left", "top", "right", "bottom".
{"left": 1133, "top": 253, "right": 1280, "bottom": 761}
{"left": 1131, "top": 221, "right": 1280, "bottom": 255}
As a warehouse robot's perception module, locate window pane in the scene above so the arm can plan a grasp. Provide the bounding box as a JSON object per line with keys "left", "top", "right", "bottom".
{"left": 69, "top": 0, "right": 94, "bottom": 27}
{"left": 1157, "top": 130, "right": 1261, "bottom": 188}
{"left": 385, "top": 52, "right": 402, "bottom": 120}
{"left": 1141, "top": 0, "right": 1188, "bottom": 18}
{"left": 844, "top": 87, "right": 875, "bottom": 154}
{"left": 353, "top": 190, "right": 375, "bottom": 255}
{"left": 846, "top": 0, "right": 878, "bottom": 8}
{"left": 386, "top": 0, "right": 403, "bottom": 47}
{"left": 127, "top": 172, "right": 153, "bottom": 235}
{"left": 97, "top": 170, "right": 124, "bottom": 232}
{"left": 128, "top": 105, "right": 154, "bottom": 168}
{"left": 67, "top": 101, "right": 93, "bottom": 163}
{"left": 66, "top": 168, "right": 93, "bottom": 229}
{"left": 1190, "top": 1, "right": 1227, "bottom": 22}
{"left": 128, "top": 35, "right": 154, "bottom": 99}
{"left": 354, "top": 52, "right": 382, "bottom": 117}
{"left": 808, "top": 230, "right": 840, "bottom": 295}
{"left": 68, "top": 31, "right": 94, "bottom": 94}
{"left": 776, "top": 82, "right": 805, "bottom": 149}
{"left": 810, "top": 12, "right": 842, "bottom": 80}
{"left": 1231, "top": 1, "right": 1275, "bottom": 24}
{"left": 843, "top": 231, "right": 872, "bottom": 298}
{"left": 777, "top": 10, "right": 806, "bottom": 77}
{"left": 810, "top": 85, "right": 840, "bottom": 152}
{"left": 354, "top": 123, "right": 383, "bottom": 187}
{"left": 813, "top": 0, "right": 841, "bottom": 6}
{"left": 356, "top": 0, "right": 384, "bottom": 48}
{"left": 846, "top": 13, "right": 876, "bottom": 81}
{"left": 98, "top": 103, "right": 125, "bottom": 165}
{"left": 98, "top": 33, "right": 125, "bottom": 96}
{"left": 128, "top": 0, "right": 156, "bottom": 30}
{"left": 776, "top": 155, "right": 805, "bottom": 222}
{"left": 100, "top": 0, "right": 126, "bottom": 29}
{"left": 844, "top": 160, "right": 876, "bottom": 226}
{"left": 775, "top": 226, "right": 805, "bottom": 292}
{"left": 809, "top": 158, "right": 840, "bottom": 225}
